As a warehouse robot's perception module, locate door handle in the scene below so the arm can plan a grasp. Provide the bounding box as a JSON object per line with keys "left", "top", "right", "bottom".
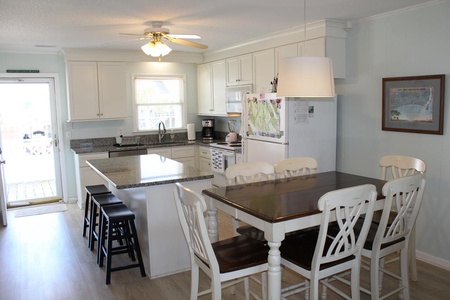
{"left": 0, "top": 160, "right": 5, "bottom": 165}
{"left": 54, "top": 134, "right": 59, "bottom": 148}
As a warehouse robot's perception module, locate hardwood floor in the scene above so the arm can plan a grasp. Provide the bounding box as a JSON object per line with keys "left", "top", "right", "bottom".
{"left": 1, "top": 203, "right": 449, "bottom": 299}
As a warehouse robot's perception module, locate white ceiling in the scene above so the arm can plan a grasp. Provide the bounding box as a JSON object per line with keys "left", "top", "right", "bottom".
{"left": 0, "top": 0, "right": 436, "bottom": 54}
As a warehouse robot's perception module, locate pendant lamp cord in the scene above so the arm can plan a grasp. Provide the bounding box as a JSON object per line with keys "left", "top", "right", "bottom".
{"left": 303, "top": 0, "right": 307, "bottom": 48}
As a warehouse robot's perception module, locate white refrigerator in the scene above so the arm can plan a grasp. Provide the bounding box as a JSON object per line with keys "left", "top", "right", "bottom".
{"left": 242, "top": 93, "right": 337, "bottom": 173}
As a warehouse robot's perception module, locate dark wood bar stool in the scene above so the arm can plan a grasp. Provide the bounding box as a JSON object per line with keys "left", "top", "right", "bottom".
{"left": 82, "top": 185, "right": 111, "bottom": 238}
{"left": 98, "top": 203, "right": 146, "bottom": 284}
{"left": 89, "top": 193, "right": 122, "bottom": 251}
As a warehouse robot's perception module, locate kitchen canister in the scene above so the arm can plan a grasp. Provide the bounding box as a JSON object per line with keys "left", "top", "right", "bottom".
{"left": 187, "top": 123, "right": 196, "bottom": 141}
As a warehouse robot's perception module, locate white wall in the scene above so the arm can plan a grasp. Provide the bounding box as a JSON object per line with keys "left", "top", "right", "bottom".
{"left": 336, "top": 1, "right": 450, "bottom": 268}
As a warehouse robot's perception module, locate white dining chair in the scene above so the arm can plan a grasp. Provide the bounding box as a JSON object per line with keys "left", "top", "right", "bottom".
{"left": 225, "top": 161, "right": 275, "bottom": 236}
{"left": 225, "top": 161, "right": 275, "bottom": 185}
{"left": 173, "top": 182, "right": 268, "bottom": 300}
{"left": 274, "top": 157, "right": 317, "bottom": 178}
{"left": 379, "top": 154, "right": 426, "bottom": 281}
{"left": 380, "top": 155, "right": 426, "bottom": 180}
{"left": 279, "top": 184, "right": 377, "bottom": 300}
{"left": 360, "top": 174, "right": 426, "bottom": 299}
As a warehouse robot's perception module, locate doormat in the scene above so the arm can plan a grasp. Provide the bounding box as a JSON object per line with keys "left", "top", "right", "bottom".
{"left": 7, "top": 196, "right": 62, "bottom": 209}
{"left": 14, "top": 203, "right": 67, "bottom": 218}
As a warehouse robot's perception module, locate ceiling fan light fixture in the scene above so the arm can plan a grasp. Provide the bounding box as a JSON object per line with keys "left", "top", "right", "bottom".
{"left": 141, "top": 41, "right": 172, "bottom": 59}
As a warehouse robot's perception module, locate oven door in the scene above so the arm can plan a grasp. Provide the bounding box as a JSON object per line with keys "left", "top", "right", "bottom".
{"left": 210, "top": 147, "right": 236, "bottom": 187}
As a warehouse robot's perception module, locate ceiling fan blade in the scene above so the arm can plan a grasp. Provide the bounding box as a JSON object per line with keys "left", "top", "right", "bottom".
{"left": 167, "top": 37, "right": 208, "bottom": 49}
{"left": 167, "top": 34, "right": 201, "bottom": 40}
{"left": 119, "top": 33, "right": 146, "bottom": 37}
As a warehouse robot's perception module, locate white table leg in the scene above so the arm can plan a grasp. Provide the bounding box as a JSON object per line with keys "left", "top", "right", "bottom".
{"left": 267, "top": 241, "right": 282, "bottom": 300}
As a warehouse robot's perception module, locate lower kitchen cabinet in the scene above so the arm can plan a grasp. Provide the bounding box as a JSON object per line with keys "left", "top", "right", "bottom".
{"left": 198, "top": 146, "right": 211, "bottom": 172}
{"left": 172, "top": 145, "right": 196, "bottom": 168}
{"left": 147, "top": 145, "right": 196, "bottom": 168}
{"left": 74, "top": 152, "right": 109, "bottom": 209}
{"left": 147, "top": 147, "right": 172, "bottom": 157}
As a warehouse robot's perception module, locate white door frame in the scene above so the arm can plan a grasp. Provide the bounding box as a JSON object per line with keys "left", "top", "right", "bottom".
{"left": 0, "top": 73, "right": 68, "bottom": 204}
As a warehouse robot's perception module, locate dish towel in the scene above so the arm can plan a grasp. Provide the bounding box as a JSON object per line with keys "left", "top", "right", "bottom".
{"left": 210, "top": 148, "right": 225, "bottom": 173}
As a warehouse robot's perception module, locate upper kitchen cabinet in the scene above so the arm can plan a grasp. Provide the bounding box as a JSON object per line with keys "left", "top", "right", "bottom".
{"left": 66, "top": 61, "right": 127, "bottom": 121}
{"left": 297, "top": 37, "right": 346, "bottom": 78}
{"left": 275, "top": 44, "right": 298, "bottom": 74}
{"left": 197, "top": 60, "right": 227, "bottom": 116}
{"left": 226, "top": 54, "right": 252, "bottom": 86}
{"left": 253, "top": 49, "right": 276, "bottom": 94}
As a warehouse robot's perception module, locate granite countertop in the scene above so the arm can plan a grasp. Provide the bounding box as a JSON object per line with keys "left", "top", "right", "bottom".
{"left": 71, "top": 137, "right": 224, "bottom": 154}
{"left": 86, "top": 154, "right": 214, "bottom": 189}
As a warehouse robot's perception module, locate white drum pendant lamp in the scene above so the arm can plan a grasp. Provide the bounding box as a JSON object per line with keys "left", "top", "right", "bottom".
{"left": 277, "top": 56, "right": 335, "bottom": 97}
{"left": 277, "top": 0, "right": 335, "bottom": 98}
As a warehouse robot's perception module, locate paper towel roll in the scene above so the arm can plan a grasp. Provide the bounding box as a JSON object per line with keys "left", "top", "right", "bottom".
{"left": 187, "top": 123, "right": 196, "bottom": 141}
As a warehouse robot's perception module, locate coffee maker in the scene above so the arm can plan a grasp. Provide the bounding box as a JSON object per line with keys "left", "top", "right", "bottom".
{"left": 201, "top": 119, "right": 214, "bottom": 141}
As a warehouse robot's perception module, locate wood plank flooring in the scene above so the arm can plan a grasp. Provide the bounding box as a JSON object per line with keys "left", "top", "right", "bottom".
{"left": 0, "top": 203, "right": 449, "bottom": 299}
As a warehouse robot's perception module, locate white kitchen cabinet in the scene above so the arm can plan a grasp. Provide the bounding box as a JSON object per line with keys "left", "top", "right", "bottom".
{"left": 147, "top": 147, "right": 172, "bottom": 157}
{"left": 197, "top": 63, "right": 212, "bottom": 115}
{"left": 275, "top": 43, "right": 298, "bottom": 74}
{"left": 74, "top": 152, "right": 109, "bottom": 208}
{"left": 172, "top": 145, "right": 196, "bottom": 168}
{"left": 297, "top": 37, "right": 346, "bottom": 78}
{"left": 253, "top": 49, "right": 276, "bottom": 94}
{"left": 197, "top": 60, "right": 227, "bottom": 116}
{"left": 67, "top": 61, "right": 127, "bottom": 121}
{"left": 198, "top": 146, "right": 211, "bottom": 172}
{"left": 226, "top": 54, "right": 252, "bottom": 86}
{"left": 147, "top": 145, "right": 196, "bottom": 168}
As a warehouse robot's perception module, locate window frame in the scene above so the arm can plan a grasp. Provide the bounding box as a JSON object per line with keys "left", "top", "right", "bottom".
{"left": 132, "top": 74, "right": 187, "bottom": 133}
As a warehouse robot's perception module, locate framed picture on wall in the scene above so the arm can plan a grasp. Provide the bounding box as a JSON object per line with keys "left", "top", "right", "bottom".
{"left": 382, "top": 74, "right": 445, "bottom": 135}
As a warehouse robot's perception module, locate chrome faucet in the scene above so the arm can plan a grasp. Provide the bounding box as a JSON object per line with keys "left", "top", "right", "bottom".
{"left": 158, "top": 121, "right": 166, "bottom": 143}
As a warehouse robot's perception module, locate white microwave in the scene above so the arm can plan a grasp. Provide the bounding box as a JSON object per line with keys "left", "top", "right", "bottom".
{"left": 225, "top": 85, "right": 252, "bottom": 114}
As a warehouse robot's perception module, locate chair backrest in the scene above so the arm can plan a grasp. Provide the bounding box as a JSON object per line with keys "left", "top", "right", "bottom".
{"left": 313, "top": 184, "right": 377, "bottom": 271}
{"left": 225, "top": 161, "right": 274, "bottom": 185}
{"left": 379, "top": 155, "right": 426, "bottom": 180}
{"left": 274, "top": 157, "right": 318, "bottom": 178}
{"left": 376, "top": 174, "right": 426, "bottom": 249}
{"left": 173, "top": 183, "right": 219, "bottom": 273}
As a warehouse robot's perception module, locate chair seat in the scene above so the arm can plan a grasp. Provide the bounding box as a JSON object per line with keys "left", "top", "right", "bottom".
{"left": 280, "top": 230, "right": 355, "bottom": 271}
{"left": 211, "top": 235, "right": 269, "bottom": 273}
{"left": 85, "top": 184, "right": 110, "bottom": 195}
{"left": 101, "top": 204, "right": 135, "bottom": 221}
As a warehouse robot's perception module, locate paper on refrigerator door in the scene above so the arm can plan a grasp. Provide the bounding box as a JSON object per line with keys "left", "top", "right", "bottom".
{"left": 245, "top": 93, "right": 287, "bottom": 144}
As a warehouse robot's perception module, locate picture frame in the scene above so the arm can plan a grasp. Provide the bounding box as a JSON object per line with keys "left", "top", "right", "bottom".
{"left": 382, "top": 74, "right": 445, "bottom": 135}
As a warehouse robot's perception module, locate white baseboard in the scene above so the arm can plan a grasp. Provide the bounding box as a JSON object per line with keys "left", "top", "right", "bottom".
{"left": 416, "top": 250, "right": 450, "bottom": 271}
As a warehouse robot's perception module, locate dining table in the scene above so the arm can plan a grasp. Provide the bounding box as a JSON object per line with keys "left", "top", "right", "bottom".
{"left": 202, "top": 171, "right": 386, "bottom": 300}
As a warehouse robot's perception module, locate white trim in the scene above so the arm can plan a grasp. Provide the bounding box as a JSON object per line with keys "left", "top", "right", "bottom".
{"left": 416, "top": 250, "right": 450, "bottom": 271}
{"left": 353, "top": 0, "right": 446, "bottom": 24}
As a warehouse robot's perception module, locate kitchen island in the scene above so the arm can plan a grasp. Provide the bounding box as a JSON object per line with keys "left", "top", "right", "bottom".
{"left": 86, "top": 154, "right": 213, "bottom": 279}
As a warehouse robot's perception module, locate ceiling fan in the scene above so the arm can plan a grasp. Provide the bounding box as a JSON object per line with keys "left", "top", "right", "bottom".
{"left": 120, "top": 21, "right": 208, "bottom": 60}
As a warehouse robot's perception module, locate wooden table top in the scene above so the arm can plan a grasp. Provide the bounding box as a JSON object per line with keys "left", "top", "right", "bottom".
{"left": 202, "top": 171, "right": 386, "bottom": 223}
